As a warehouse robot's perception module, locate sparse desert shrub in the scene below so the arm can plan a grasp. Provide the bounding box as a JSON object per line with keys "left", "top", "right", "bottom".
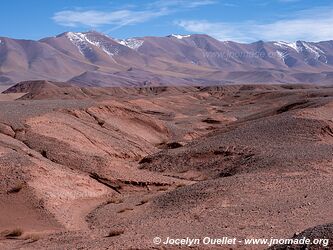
{"left": 166, "top": 142, "right": 183, "bottom": 149}
{"left": 117, "top": 208, "right": 134, "bottom": 213}
{"left": 106, "top": 229, "right": 124, "bottom": 237}
{"left": 136, "top": 199, "right": 149, "bottom": 206}
{"left": 202, "top": 118, "right": 221, "bottom": 124}
{"left": 41, "top": 150, "right": 47, "bottom": 158}
{"left": 7, "top": 183, "right": 24, "bottom": 194}
{"left": 23, "top": 233, "right": 40, "bottom": 243}
{"left": 193, "top": 214, "right": 200, "bottom": 220}
{"left": 213, "top": 149, "right": 233, "bottom": 156}
{"left": 106, "top": 197, "right": 123, "bottom": 204}
{"left": 176, "top": 183, "right": 186, "bottom": 188}
{"left": 97, "top": 120, "right": 105, "bottom": 126}
{"left": 157, "top": 187, "right": 169, "bottom": 192}
{"left": 138, "top": 157, "right": 152, "bottom": 164}
{"left": 1, "top": 228, "right": 23, "bottom": 239}
{"left": 156, "top": 141, "right": 183, "bottom": 149}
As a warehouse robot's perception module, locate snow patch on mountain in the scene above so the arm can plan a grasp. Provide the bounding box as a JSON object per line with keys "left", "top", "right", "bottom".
{"left": 170, "top": 34, "right": 191, "bottom": 39}
{"left": 66, "top": 32, "right": 120, "bottom": 57}
{"left": 275, "top": 41, "right": 325, "bottom": 55}
{"left": 274, "top": 41, "right": 328, "bottom": 64}
{"left": 66, "top": 32, "right": 92, "bottom": 55}
{"left": 84, "top": 35, "right": 120, "bottom": 56}
{"left": 276, "top": 51, "right": 288, "bottom": 63}
{"left": 301, "top": 42, "right": 325, "bottom": 60}
{"left": 274, "top": 41, "right": 302, "bottom": 53}
{"left": 117, "top": 39, "right": 144, "bottom": 50}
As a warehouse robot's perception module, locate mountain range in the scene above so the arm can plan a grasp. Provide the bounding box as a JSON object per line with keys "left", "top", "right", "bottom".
{"left": 1, "top": 31, "right": 333, "bottom": 87}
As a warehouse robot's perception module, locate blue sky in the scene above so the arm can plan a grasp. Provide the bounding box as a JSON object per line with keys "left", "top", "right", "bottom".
{"left": 1, "top": 0, "right": 333, "bottom": 42}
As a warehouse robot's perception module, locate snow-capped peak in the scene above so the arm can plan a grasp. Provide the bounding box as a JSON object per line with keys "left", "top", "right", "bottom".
{"left": 274, "top": 40, "right": 327, "bottom": 64}
{"left": 116, "top": 38, "right": 144, "bottom": 50}
{"left": 274, "top": 41, "right": 325, "bottom": 55}
{"left": 170, "top": 34, "right": 191, "bottom": 39}
{"left": 66, "top": 32, "right": 95, "bottom": 55}
{"left": 65, "top": 32, "right": 120, "bottom": 57}
{"left": 274, "top": 41, "right": 302, "bottom": 53}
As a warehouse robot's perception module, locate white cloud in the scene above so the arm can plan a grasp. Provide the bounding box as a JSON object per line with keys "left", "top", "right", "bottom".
{"left": 176, "top": 7, "right": 333, "bottom": 42}
{"left": 53, "top": 9, "right": 167, "bottom": 28}
{"left": 53, "top": 0, "right": 216, "bottom": 28}
{"left": 150, "top": 0, "right": 216, "bottom": 8}
{"left": 223, "top": 3, "right": 238, "bottom": 7}
{"left": 175, "top": 20, "right": 249, "bottom": 41}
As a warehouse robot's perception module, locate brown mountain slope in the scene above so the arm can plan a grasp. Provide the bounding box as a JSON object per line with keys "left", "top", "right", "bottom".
{"left": 2, "top": 32, "right": 333, "bottom": 86}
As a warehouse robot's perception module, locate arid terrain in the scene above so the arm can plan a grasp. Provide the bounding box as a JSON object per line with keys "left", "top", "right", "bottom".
{"left": 0, "top": 81, "right": 332, "bottom": 249}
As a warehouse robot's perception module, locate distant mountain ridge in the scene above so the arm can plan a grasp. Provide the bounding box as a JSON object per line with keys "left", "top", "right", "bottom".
{"left": 1, "top": 31, "right": 333, "bottom": 86}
